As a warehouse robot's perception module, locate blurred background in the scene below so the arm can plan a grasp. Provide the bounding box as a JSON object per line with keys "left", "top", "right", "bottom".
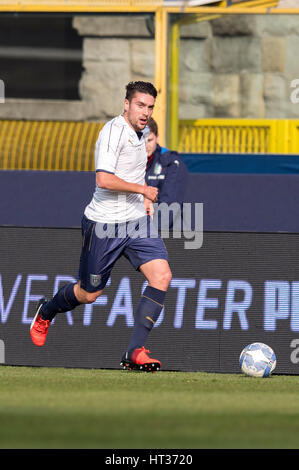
{"left": 1, "top": 0, "right": 299, "bottom": 171}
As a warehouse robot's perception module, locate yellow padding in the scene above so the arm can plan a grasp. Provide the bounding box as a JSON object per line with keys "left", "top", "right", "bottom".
{"left": 0, "top": 120, "right": 104, "bottom": 171}
{"left": 178, "top": 119, "right": 299, "bottom": 154}
{"left": 2, "top": 118, "right": 299, "bottom": 172}
{"left": 0, "top": 0, "right": 163, "bottom": 12}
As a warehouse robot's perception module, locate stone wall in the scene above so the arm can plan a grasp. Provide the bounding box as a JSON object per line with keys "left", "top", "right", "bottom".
{"left": 73, "top": 15, "right": 155, "bottom": 120}
{"left": 0, "top": 14, "right": 299, "bottom": 121}
{"left": 179, "top": 15, "right": 299, "bottom": 119}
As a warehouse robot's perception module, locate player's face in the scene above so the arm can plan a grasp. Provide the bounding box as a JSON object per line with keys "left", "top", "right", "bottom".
{"left": 124, "top": 92, "right": 155, "bottom": 132}
{"left": 146, "top": 132, "right": 158, "bottom": 157}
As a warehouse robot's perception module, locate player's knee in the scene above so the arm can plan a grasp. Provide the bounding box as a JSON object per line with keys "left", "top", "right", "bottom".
{"left": 84, "top": 290, "right": 103, "bottom": 304}
{"left": 153, "top": 269, "right": 172, "bottom": 290}
{"left": 163, "top": 269, "right": 172, "bottom": 288}
{"left": 75, "top": 284, "right": 103, "bottom": 304}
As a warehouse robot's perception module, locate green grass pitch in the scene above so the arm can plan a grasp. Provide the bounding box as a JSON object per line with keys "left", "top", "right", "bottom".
{"left": 0, "top": 365, "right": 299, "bottom": 449}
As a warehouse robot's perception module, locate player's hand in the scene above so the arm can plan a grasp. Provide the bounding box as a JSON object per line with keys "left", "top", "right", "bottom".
{"left": 143, "top": 185, "right": 158, "bottom": 202}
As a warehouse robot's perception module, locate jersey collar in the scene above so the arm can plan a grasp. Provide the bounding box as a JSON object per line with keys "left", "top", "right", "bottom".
{"left": 119, "top": 114, "right": 149, "bottom": 141}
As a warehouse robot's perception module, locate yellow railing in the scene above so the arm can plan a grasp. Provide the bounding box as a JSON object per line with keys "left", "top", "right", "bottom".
{"left": 0, "top": 120, "right": 104, "bottom": 171}
{"left": 1, "top": 118, "right": 299, "bottom": 172}
{"left": 178, "top": 119, "right": 299, "bottom": 154}
{"left": 0, "top": 0, "right": 163, "bottom": 12}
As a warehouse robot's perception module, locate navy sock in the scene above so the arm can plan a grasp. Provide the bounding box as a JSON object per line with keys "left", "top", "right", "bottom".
{"left": 127, "top": 286, "right": 166, "bottom": 352}
{"left": 40, "top": 283, "right": 81, "bottom": 322}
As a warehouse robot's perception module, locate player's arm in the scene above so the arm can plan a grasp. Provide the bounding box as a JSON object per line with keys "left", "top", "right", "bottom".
{"left": 97, "top": 171, "right": 158, "bottom": 202}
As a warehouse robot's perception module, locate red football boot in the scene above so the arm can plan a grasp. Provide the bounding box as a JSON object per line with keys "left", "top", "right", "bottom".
{"left": 120, "top": 347, "right": 161, "bottom": 372}
{"left": 30, "top": 298, "right": 50, "bottom": 347}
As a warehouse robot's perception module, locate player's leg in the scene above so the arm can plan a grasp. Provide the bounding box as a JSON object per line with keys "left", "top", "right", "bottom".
{"left": 73, "top": 281, "right": 104, "bottom": 304}
{"left": 139, "top": 258, "right": 172, "bottom": 290}
{"left": 121, "top": 228, "right": 171, "bottom": 371}
{"left": 35, "top": 281, "right": 104, "bottom": 322}
{"left": 127, "top": 258, "right": 171, "bottom": 349}
{"left": 30, "top": 282, "right": 103, "bottom": 347}
{"left": 30, "top": 215, "right": 113, "bottom": 347}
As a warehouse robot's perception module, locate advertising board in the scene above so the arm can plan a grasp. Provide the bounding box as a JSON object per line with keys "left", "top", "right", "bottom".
{"left": 1, "top": 226, "right": 299, "bottom": 374}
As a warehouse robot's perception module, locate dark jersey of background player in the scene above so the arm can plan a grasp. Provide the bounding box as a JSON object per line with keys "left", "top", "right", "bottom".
{"left": 145, "top": 117, "right": 189, "bottom": 230}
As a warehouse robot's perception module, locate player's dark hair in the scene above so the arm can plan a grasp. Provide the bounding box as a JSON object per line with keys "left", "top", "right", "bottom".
{"left": 125, "top": 81, "right": 158, "bottom": 101}
{"left": 147, "top": 117, "right": 158, "bottom": 136}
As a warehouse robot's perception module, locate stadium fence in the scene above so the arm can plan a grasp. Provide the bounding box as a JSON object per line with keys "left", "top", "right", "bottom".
{"left": 1, "top": 118, "right": 299, "bottom": 171}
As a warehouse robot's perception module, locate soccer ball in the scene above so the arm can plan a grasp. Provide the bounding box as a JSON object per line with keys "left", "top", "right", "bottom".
{"left": 239, "top": 342, "right": 277, "bottom": 378}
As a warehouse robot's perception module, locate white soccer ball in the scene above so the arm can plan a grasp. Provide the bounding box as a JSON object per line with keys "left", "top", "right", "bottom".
{"left": 239, "top": 342, "right": 277, "bottom": 378}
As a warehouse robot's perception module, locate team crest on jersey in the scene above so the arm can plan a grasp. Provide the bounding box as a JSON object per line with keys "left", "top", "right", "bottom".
{"left": 90, "top": 274, "right": 102, "bottom": 287}
{"left": 154, "top": 163, "right": 162, "bottom": 175}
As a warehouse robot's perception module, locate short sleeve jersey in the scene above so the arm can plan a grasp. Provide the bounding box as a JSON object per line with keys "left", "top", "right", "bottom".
{"left": 84, "top": 115, "right": 149, "bottom": 223}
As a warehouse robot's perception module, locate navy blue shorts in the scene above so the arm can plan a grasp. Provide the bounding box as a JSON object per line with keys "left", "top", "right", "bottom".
{"left": 78, "top": 214, "right": 169, "bottom": 292}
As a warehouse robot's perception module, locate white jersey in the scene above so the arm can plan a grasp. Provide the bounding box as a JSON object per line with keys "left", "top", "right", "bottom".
{"left": 84, "top": 115, "right": 149, "bottom": 223}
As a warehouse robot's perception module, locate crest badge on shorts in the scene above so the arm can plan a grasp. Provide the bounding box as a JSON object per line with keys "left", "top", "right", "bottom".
{"left": 90, "top": 274, "right": 102, "bottom": 287}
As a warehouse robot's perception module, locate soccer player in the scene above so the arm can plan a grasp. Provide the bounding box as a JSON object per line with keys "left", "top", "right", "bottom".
{"left": 30, "top": 81, "right": 172, "bottom": 372}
